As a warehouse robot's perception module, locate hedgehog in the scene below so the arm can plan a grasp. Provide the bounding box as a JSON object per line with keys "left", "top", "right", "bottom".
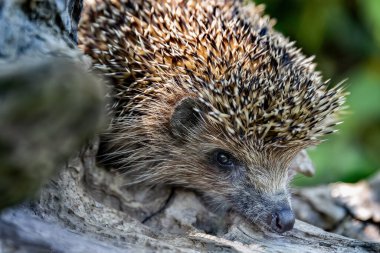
{"left": 78, "top": 0, "right": 346, "bottom": 233}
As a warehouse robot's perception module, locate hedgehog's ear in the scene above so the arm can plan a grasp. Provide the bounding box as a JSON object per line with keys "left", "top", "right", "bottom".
{"left": 170, "top": 97, "right": 202, "bottom": 139}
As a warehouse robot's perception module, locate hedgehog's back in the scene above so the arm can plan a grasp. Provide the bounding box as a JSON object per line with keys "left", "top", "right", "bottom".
{"left": 80, "top": 0, "right": 270, "bottom": 84}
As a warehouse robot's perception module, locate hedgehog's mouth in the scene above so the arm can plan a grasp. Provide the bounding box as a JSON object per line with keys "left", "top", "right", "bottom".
{"left": 230, "top": 190, "right": 295, "bottom": 234}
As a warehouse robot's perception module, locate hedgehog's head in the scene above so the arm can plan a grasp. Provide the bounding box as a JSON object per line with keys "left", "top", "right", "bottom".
{"left": 168, "top": 97, "right": 297, "bottom": 233}
{"left": 159, "top": 54, "right": 346, "bottom": 233}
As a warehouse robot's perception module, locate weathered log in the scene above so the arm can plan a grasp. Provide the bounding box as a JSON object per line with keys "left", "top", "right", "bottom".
{"left": 293, "top": 174, "right": 380, "bottom": 242}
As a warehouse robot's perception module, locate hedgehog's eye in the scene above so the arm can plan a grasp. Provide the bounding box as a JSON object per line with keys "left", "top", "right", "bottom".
{"left": 217, "top": 152, "right": 232, "bottom": 165}
{"left": 212, "top": 150, "right": 236, "bottom": 169}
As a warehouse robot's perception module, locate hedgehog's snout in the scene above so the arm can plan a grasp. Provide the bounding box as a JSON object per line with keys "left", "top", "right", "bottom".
{"left": 266, "top": 207, "right": 295, "bottom": 233}
{"left": 231, "top": 186, "right": 295, "bottom": 233}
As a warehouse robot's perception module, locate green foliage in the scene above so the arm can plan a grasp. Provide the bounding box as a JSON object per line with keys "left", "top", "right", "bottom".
{"left": 255, "top": 0, "right": 380, "bottom": 185}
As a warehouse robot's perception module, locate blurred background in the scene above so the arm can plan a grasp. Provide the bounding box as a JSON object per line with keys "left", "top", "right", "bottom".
{"left": 255, "top": 0, "right": 380, "bottom": 186}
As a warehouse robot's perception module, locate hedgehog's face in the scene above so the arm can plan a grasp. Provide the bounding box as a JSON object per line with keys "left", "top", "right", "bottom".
{"left": 202, "top": 147, "right": 295, "bottom": 234}
{"left": 169, "top": 97, "right": 297, "bottom": 233}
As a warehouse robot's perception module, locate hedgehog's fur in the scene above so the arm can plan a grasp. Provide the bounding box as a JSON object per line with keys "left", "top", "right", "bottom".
{"left": 79, "top": 0, "right": 346, "bottom": 233}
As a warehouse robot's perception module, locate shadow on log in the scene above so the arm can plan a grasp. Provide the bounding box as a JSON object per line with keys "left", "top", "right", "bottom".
{"left": 0, "top": 0, "right": 107, "bottom": 209}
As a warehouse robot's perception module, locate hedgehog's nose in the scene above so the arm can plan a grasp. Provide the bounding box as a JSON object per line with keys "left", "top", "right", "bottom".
{"left": 269, "top": 208, "right": 295, "bottom": 233}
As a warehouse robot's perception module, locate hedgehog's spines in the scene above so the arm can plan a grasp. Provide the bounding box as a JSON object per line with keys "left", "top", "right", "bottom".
{"left": 79, "top": 0, "right": 346, "bottom": 149}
